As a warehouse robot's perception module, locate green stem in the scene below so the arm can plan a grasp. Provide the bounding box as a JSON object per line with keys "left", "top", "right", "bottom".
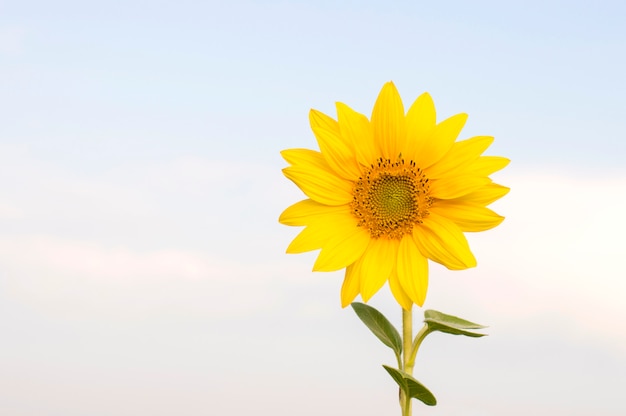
{"left": 400, "top": 310, "right": 431, "bottom": 416}
{"left": 401, "top": 307, "right": 413, "bottom": 416}
{"left": 407, "top": 324, "right": 430, "bottom": 371}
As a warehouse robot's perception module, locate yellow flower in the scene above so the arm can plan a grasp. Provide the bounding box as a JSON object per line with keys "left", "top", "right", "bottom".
{"left": 279, "top": 82, "right": 509, "bottom": 309}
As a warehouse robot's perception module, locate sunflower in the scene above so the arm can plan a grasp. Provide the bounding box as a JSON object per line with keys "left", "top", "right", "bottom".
{"left": 279, "top": 82, "right": 509, "bottom": 310}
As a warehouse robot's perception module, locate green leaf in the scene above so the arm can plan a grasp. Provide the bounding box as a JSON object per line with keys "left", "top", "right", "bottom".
{"left": 382, "top": 364, "right": 408, "bottom": 390}
{"left": 424, "top": 310, "right": 487, "bottom": 337}
{"left": 351, "top": 302, "right": 402, "bottom": 356}
{"left": 382, "top": 365, "right": 437, "bottom": 406}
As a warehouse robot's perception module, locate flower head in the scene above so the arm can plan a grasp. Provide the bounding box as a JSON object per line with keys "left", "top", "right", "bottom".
{"left": 279, "top": 82, "right": 509, "bottom": 309}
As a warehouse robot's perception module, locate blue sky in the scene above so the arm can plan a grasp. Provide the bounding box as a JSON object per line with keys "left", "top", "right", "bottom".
{"left": 1, "top": 1, "right": 625, "bottom": 415}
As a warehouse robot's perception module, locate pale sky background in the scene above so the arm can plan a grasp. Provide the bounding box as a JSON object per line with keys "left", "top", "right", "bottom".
{"left": 1, "top": 1, "right": 625, "bottom": 415}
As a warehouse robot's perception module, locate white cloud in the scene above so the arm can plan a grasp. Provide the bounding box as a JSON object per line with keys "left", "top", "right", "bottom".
{"left": 0, "top": 148, "right": 300, "bottom": 320}
{"left": 1, "top": 147, "right": 625, "bottom": 400}
{"left": 0, "top": 234, "right": 299, "bottom": 320}
{"left": 0, "top": 24, "right": 28, "bottom": 55}
{"left": 425, "top": 171, "right": 626, "bottom": 355}
{"left": 0, "top": 202, "right": 23, "bottom": 219}
{"left": 0, "top": 234, "right": 213, "bottom": 281}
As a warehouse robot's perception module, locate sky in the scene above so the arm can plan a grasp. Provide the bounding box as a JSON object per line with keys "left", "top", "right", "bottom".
{"left": 1, "top": 0, "right": 625, "bottom": 415}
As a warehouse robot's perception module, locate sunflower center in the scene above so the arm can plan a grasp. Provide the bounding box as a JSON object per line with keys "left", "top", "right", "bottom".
{"left": 351, "top": 157, "right": 432, "bottom": 240}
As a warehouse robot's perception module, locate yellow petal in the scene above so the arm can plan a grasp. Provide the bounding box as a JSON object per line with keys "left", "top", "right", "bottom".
{"left": 336, "top": 102, "right": 377, "bottom": 167}
{"left": 431, "top": 201, "right": 504, "bottom": 232}
{"left": 413, "top": 213, "right": 476, "bottom": 270}
{"left": 388, "top": 268, "right": 413, "bottom": 311}
{"left": 414, "top": 113, "right": 468, "bottom": 169}
{"left": 313, "top": 222, "right": 371, "bottom": 272}
{"left": 285, "top": 208, "right": 351, "bottom": 253}
{"left": 286, "top": 226, "right": 326, "bottom": 253}
{"left": 281, "top": 148, "right": 326, "bottom": 168}
{"left": 397, "top": 235, "right": 429, "bottom": 306}
{"left": 281, "top": 150, "right": 353, "bottom": 206}
{"left": 405, "top": 92, "right": 436, "bottom": 162}
{"left": 458, "top": 183, "right": 510, "bottom": 205}
{"left": 425, "top": 136, "right": 494, "bottom": 179}
{"left": 371, "top": 81, "right": 406, "bottom": 161}
{"left": 359, "top": 238, "right": 399, "bottom": 302}
{"left": 468, "top": 156, "right": 510, "bottom": 176}
{"left": 279, "top": 199, "right": 347, "bottom": 226}
{"left": 429, "top": 175, "right": 492, "bottom": 200}
{"left": 341, "top": 262, "right": 362, "bottom": 307}
{"left": 310, "top": 109, "right": 361, "bottom": 180}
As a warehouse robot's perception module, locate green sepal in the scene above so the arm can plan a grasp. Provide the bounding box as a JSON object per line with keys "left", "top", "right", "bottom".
{"left": 382, "top": 365, "right": 437, "bottom": 406}
{"left": 424, "top": 310, "right": 487, "bottom": 338}
{"left": 351, "top": 302, "right": 402, "bottom": 356}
